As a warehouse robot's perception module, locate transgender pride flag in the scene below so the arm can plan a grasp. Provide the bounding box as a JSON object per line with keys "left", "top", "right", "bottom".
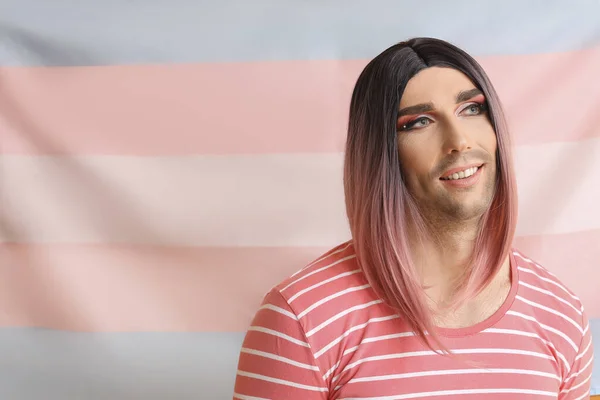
{"left": 0, "top": 1, "right": 598, "bottom": 398}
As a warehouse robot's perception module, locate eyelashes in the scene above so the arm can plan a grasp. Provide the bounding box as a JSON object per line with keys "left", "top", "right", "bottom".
{"left": 459, "top": 99, "right": 488, "bottom": 116}
{"left": 397, "top": 100, "right": 488, "bottom": 132}
{"left": 397, "top": 116, "right": 431, "bottom": 131}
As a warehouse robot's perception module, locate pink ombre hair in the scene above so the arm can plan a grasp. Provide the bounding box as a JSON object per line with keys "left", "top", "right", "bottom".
{"left": 343, "top": 37, "right": 518, "bottom": 351}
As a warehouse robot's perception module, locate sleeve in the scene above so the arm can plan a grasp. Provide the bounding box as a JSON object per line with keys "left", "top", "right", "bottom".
{"left": 233, "top": 288, "right": 329, "bottom": 400}
{"left": 559, "top": 306, "right": 594, "bottom": 399}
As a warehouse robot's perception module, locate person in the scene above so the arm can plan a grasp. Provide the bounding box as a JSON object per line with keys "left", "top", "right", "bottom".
{"left": 232, "top": 37, "right": 593, "bottom": 399}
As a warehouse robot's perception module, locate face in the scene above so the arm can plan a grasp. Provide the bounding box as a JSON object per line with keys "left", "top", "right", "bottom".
{"left": 396, "top": 67, "right": 497, "bottom": 224}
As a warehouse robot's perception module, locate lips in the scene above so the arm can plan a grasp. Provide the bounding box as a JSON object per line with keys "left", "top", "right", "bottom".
{"left": 440, "top": 166, "right": 479, "bottom": 181}
{"left": 440, "top": 164, "right": 484, "bottom": 180}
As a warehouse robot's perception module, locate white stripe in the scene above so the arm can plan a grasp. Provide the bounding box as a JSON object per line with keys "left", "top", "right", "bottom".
{"left": 517, "top": 266, "right": 580, "bottom": 302}
{"left": 298, "top": 284, "right": 371, "bottom": 318}
{"left": 233, "top": 393, "right": 270, "bottom": 400}
{"left": 345, "top": 367, "right": 559, "bottom": 384}
{"left": 306, "top": 300, "right": 383, "bottom": 337}
{"left": 575, "top": 338, "right": 592, "bottom": 361}
{"left": 343, "top": 332, "right": 416, "bottom": 356}
{"left": 332, "top": 348, "right": 555, "bottom": 383}
{"left": 518, "top": 253, "right": 562, "bottom": 279}
{"left": 516, "top": 295, "right": 583, "bottom": 333}
{"left": 282, "top": 255, "right": 357, "bottom": 291}
{"left": 572, "top": 393, "right": 592, "bottom": 400}
{"left": 3, "top": 138, "right": 600, "bottom": 245}
{"left": 337, "top": 387, "right": 557, "bottom": 399}
{"left": 561, "top": 373, "right": 592, "bottom": 394}
{"left": 314, "top": 314, "right": 399, "bottom": 358}
{"left": 323, "top": 360, "right": 342, "bottom": 380}
{"left": 236, "top": 370, "right": 328, "bottom": 392}
{"left": 259, "top": 304, "right": 297, "bottom": 320}
{"left": 564, "top": 355, "right": 594, "bottom": 383}
{"left": 247, "top": 326, "right": 309, "bottom": 347}
{"left": 288, "top": 269, "right": 361, "bottom": 303}
{"left": 518, "top": 280, "right": 581, "bottom": 314}
{"left": 291, "top": 242, "right": 353, "bottom": 277}
{"left": 483, "top": 328, "right": 569, "bottom": 370}
{"left": 241, "top": 348, "right": 320, "bottom": 371}
{"left": 506, "top": 310, "right": 578, "bottom": 351}
{"left": 514, "top": 252, "right": 555, "bottom": 274}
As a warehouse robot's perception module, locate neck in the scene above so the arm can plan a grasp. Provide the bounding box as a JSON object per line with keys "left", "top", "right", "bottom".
{"left": 411, "top": 216, "right": 481, "bottom": 305}
{"left": 408, "top": 212, "right": 512, "bottom": 328}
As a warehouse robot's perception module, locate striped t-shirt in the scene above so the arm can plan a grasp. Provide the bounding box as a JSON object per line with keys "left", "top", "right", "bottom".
{"left": 233, "top": 241, "right": 593, "bottom": 399}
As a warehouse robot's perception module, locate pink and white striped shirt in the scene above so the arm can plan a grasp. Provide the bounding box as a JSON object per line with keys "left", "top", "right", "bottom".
{"left": 233, "top": 241, "right": 593, "bottom": 399}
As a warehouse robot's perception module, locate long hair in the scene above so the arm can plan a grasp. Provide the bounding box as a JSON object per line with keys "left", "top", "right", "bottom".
{"left": 343, "top": 37, "right": 518, "bottom": 351}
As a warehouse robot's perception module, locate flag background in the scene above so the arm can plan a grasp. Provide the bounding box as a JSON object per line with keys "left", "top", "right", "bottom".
{"left": 0, "top": 1, "right": 598, "bottom": 398}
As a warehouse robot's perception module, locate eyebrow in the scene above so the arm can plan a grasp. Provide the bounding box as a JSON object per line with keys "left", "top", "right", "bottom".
{"left": 397, "top": 88, "right": 484, "bottom": 117}
{"left": 456, "top": 88, "right": 483, "bottom": 103}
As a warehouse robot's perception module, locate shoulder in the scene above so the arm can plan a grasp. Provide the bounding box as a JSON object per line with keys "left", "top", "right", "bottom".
{"left": 255, "top": 240, "right": 364, "bottom": 319}
{"left": 511, "top": 249, "right": 595, "bottom": 390}
{"left": 235, "top": 242, "right": 374, "bottom": 395}
{"left": 257, "top": 240, "right": 365, "bottom": 312}
{"left": 510, "top": 248, "right": 590, "bottom": 359}
{"left": 268, "top": 240, "right": 377, "bottom": 319}
{"left": 272, "top": 240, "right": 361, "bottom": 296}
{"left": 260, "top": 239, "right": 390, "bottom": 344}
{"left": 511, "top": 248, "right": 585, "bottom": 315}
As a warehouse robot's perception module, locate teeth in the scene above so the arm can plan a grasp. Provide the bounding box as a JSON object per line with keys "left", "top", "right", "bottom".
{"left": 442, "top": 166, "right": 479, "bottom": 180}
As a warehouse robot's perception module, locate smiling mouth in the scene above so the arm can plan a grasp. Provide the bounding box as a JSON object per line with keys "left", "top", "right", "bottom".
{"left": 440, "top": 165, "right": 482, "bottom": 181}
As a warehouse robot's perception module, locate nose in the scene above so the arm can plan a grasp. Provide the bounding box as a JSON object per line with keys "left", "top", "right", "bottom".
{"left": 441, "top": 118, "right": 472, "bottom": 154}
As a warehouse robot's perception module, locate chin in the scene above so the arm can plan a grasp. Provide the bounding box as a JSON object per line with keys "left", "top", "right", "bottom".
{"left": 440, "top": 199, "right": 491, "bottom": 221}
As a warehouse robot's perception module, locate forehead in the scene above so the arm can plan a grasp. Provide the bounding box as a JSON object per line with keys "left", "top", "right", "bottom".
{"left": 399, "top": 67, "right": 477, "bottom": 107}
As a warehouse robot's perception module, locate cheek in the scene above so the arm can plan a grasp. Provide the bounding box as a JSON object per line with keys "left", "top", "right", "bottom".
{"left": 397, "top": 138, "right": 436, "bottom": 184}
{"left": 474, "top": 121, "right": 498, "bottom": 153}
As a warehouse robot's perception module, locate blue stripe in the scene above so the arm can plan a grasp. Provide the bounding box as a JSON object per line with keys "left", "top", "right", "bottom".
{"left": 0, "top": 328, "right": 244, "bottom": 399}
{"left": 0, "top": 0, "right": 599, "bottom": 66}
{"left": 592, "top": 318, "right": 600, "bottom": 395}
{"left": 0, "top": 323, "right": 598, "bottom": 398}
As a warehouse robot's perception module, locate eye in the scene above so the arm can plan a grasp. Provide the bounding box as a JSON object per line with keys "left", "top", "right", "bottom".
{"left": 460, "top": 102, "right": 487, "bottom": 116}
{"left": 399, "top": 116, "right": 432, "bottom": 131}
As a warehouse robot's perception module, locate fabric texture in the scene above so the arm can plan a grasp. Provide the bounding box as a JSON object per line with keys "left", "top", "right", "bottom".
{"left": 234, "top": 242, "right": 593, "bottom": 399}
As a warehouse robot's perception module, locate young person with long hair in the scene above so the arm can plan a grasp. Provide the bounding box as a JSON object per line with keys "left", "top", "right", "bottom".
{"left": 233, "top": 37, "right": 593, "bottom": 399}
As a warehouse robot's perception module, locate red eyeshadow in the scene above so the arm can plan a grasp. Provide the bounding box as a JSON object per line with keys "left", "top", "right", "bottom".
{"left": 470, "top": 94, "right": 486, "bottom": 104}
{"left": 397, "top": 115, "right": 418, "bottom": 129}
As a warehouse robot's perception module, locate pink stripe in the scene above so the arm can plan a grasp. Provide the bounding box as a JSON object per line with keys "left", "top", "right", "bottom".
{"left": 0, "top": 231, "right": 597, "bottom": 332}
{"left": 0, "top": 244, "right": 323, "bottom": 332}
{"left": 1, "top": 46, "right": 598, "bottom": 155}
